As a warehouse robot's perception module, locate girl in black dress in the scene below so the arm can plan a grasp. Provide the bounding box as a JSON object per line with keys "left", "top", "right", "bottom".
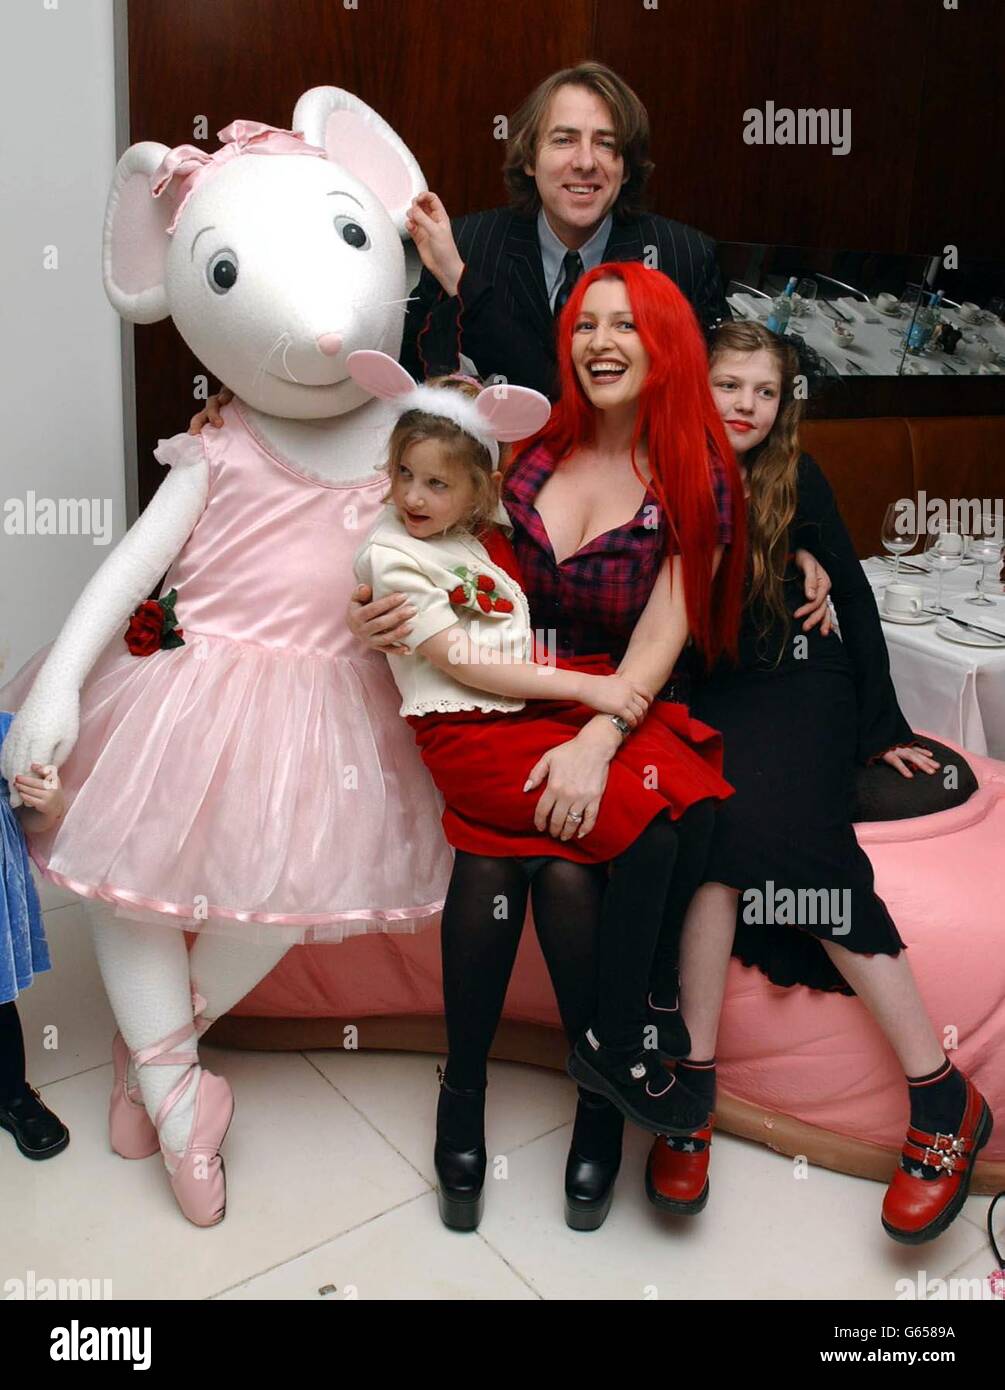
{"left": 647, "top": 322, "right": 993, "bottom": 1244}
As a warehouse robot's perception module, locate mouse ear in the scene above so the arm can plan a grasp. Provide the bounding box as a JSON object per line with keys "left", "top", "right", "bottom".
{"left": 103, "top": 141, "right": 175, "bottom": 324}
{"left": 346, "top": 350, "right": 418, "bottom": 400}
{"left": 474, "top": 383, "right": 553, "bottom": 442}
{"left": 292, "top": 87, "right": 426, "bottom": 236}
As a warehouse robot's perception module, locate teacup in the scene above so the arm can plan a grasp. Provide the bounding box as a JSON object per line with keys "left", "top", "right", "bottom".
{"left": 960, "top": 302, "right": 981, "bottom": 323}
{"left": 876, "top": 291, "right": 898, "bottom": 312}
{"left": 883, "top": 582, "right": 924, "bottom": 617}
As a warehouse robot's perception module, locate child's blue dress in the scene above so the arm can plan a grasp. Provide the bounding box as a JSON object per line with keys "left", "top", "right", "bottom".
{"left": 0, "top": 712, "right": 51, "bottom": 1004}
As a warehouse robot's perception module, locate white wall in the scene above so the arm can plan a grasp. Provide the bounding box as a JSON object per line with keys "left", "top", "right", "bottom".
{"left": 0, "top": 0, "right": 124, "bottom": 683}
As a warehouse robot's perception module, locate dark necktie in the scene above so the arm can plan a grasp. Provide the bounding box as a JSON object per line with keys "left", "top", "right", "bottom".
{"left": 553, "top": 250, "right": 584, "bottom": 318}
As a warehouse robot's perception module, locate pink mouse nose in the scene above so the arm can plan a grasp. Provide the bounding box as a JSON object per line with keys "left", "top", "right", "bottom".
{"left": 316, "top": 333, "right": 343, "bottom": 357}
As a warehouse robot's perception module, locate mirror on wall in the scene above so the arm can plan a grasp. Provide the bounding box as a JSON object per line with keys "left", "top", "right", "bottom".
{"left": 717, "top": 244, "right": 1005, "bottom": 378}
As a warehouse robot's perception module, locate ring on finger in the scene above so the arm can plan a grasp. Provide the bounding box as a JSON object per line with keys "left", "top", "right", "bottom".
{"left": 565, "top": 809, "right": 584, "bottom": 823}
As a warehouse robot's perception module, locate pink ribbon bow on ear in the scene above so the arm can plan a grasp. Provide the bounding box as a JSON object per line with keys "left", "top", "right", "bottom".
{"left": 150, "top": 119, "right": 328, "bottom": 234}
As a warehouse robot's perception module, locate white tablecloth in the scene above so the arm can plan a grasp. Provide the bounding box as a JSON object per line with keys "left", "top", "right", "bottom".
{"left": 728, "top": 294, "right": 1005, "bottom": 378}
{"left": 862, "top": 558, "right": 1005, "bottom": 757}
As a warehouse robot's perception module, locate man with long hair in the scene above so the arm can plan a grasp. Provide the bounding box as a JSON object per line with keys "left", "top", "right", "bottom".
{"left": 401, "top": 62, "right": 729, "bottom": 398}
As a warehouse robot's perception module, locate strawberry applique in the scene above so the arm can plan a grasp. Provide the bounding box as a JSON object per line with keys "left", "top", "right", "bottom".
{"left": 446, "top": 566, "right": 513, "bottom": 614}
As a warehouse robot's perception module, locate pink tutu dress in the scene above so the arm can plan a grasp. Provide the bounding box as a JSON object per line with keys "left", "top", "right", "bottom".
{"left": 0, "top": 402, "right": 452, "bottom": 942}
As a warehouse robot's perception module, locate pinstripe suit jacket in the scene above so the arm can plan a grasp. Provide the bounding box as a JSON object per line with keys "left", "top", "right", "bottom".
{"left": 400, "top": 206, "right": 729, "bottom": 398}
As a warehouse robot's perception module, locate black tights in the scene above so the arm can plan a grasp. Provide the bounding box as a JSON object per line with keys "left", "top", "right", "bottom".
{"left": 440, "top": 798, "right": 716, "bottom": 1085}
{"left": 440, "top": 854, "right": 607, "bottom": 1090}
{"left": 0, "top": 1000, "right": 27, "bottom": 1103}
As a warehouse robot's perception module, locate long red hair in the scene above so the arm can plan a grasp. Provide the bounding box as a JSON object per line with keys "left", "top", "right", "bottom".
{"left": 521, "top": 261, "right": 747, "bottom": 666}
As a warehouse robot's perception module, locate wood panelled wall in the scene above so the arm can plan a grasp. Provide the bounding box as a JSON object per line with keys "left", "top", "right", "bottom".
{"left": 126, "top": 0, "right": 1005, "bottom": 506}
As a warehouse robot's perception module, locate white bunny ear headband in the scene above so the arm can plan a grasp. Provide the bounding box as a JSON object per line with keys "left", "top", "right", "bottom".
{"left": 346, "top": 351, "right": 552, "bottom": 467}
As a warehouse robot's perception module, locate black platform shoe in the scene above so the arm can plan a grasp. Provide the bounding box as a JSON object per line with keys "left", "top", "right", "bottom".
{"left": 0, "top": 1083, "right": 70, "bottom": 1160}
{"left": 434, "top": 1066, "right": 486, "bottom": 1232}
{"left": 564, "top": 1092, "right": 622, "bottom": 1231}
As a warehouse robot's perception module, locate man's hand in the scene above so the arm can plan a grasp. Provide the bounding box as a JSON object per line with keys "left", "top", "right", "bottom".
{"left": 188, "top": 390, "right": 234, "bottom": 434}
{"left": 792, "top": 548, "right": 833, "bottom": 634}
{"left": 405, "top": 192, "right": 465, "bottom": 298}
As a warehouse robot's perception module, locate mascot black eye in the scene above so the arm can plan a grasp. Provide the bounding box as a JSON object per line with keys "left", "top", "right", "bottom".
{"left": 207, "top": 250, "right": 239, "bottom": 294}
{"left": 334, "top": 215, "right": 370, "bottom": 250}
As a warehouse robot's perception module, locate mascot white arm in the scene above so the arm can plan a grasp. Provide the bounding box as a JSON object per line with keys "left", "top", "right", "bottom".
{"left": 1, "top": 143, "right": 211, "bottom": 799}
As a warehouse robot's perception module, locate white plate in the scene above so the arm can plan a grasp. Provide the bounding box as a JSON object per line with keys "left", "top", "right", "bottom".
{"left": 875, "top": 303, "right": 904, "bottom": 317}
{"left": 880, "top": 609, "right": 935, "bottom": 625}
{"left": 935, "top": 617, "right": 1005, "bottom": 647}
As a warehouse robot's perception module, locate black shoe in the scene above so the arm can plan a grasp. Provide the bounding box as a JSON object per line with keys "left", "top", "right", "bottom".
{"left": 646, "top": 992, "right": 692, "bottom": 1061}
{"left": 567, "top": 1030, "right": 709, "bottom": 1136}
{"left": 0, "top": 1084, "right": 70, "bottom": 1160}
{"left": 433, "top": 1067, "right": 486, "bottom": 1232}
{"left": 565, "top": 1146, "right": 621, "bottom": 1231}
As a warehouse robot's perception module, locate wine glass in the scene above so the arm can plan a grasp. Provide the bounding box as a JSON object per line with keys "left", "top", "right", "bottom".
{"left": 795, "top": 278, "right": 818, "bottom": 317}
{"left": 923, "top": 522, "right": 964, "bottom": 614}
{"left": 964, "top": 510, "right": 1005, "bottom": 606}
{"left": 881, "top": 500, "right": 919, "bottom": 580}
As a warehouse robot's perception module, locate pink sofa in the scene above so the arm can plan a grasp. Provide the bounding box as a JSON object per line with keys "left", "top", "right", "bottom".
{"left": 214, "top": 733, "right": 1005, "bottom": 1191}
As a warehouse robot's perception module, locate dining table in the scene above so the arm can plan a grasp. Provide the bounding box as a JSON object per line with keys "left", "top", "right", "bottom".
{"left": 863, "top": 555, "right": 1005, "bottom": 758}
{"left": 728, "top": 292, "right": 1005, "bottom": 379}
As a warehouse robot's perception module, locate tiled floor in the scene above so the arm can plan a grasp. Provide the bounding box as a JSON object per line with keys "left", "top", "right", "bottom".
{"left": 2, "top": 891, "right": 1001, "bottom": 1301}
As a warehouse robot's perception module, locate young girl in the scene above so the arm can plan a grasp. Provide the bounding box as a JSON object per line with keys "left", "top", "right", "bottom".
{"left": 0, "top": 714, "right": 69, "bottom": 1159}
{"left": 349, "top": 350, "right": 733, "bottom": 1185}
{"left": 648, "top": 322, "right": 994, "bottom": 1244}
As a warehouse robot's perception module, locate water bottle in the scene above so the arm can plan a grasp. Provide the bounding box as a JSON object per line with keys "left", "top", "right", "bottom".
{"left": 765, "top": 277, "right": 798, "bottom": 335}
{"left": 906, "top": 290, "right": 943, "bottom": 354}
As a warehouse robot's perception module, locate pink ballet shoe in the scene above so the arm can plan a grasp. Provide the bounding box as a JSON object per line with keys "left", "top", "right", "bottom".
{"left": 108, "top": 994, "right": 231, "bottom": 1230}
{"left": 108, "top": 992, "right": 214, "bottom": 1160}
{"left": 161, "top": 1069, "right": 235, "bottom": 1229}
{"left": 109, "top": 1030, "right": 158, "bottom": 1159}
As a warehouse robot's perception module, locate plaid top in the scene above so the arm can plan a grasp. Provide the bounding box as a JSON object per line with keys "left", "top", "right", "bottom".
{"left": 503, "top": 440, "right": 733, "bottom": 663}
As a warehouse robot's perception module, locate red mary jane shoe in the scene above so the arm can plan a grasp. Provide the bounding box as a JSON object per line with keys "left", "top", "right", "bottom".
{"left": 645, "top": 1123, "right": 712, "bottom": 1214}
{"left": 882, "top": 1077, "right": 993, "bottom": 1245}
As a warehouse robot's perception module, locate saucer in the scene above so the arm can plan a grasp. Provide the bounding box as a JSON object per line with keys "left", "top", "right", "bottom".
{"left": 876, "top": 302, "right": 903, "bottom": 317}
{"left": 880, "top": 609, "right": 935, "bottom": 625}
{"left": 936, "top": 618, "right": 1005, "bottom": 648}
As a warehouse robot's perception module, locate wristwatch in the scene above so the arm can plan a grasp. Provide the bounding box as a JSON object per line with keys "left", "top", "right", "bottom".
{"left": 609, "top": 715, "right": 632, "bottom": 738}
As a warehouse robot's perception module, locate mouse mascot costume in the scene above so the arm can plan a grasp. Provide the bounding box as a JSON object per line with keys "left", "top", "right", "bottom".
{"left": 0, "top": 88, "right": 452, "bottom": 1226}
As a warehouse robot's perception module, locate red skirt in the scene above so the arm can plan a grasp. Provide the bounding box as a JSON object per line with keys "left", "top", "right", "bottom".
{"left": 406, "top": 654, "right": 733, "bottom": 863}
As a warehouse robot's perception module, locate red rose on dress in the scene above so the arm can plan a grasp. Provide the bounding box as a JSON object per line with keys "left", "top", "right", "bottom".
{"left": 476, "top": 594, "right": 492, "bottom": 612}
{"left": 125, "top": 600, "right": 165, "bottom": 656}
{"left": 448, "top": 585, "right": 467, "bottom": 605}
{"left": 491, "top": 598, "right": 514, "bottom": 612}
{"left": 475, "top": 574, "right": 494, "bottom": 592}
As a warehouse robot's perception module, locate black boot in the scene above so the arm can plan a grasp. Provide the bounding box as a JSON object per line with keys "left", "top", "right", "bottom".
{"left": 0, "top": 1083, "right": 70, "bottom": 1160}
{"left": 434, "top": 1065, "right": 486, "bottom": 1232}
{"left": 564, "top": 1091, "right": 623, "bottom": 1232}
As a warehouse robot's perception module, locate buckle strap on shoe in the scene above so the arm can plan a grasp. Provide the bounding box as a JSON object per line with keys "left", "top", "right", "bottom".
{"left": 435, "top": 1064, "right": 485, "bottom": 1098}
{"left": 901, "top": 1132, "right": 972, "bottom": 1176}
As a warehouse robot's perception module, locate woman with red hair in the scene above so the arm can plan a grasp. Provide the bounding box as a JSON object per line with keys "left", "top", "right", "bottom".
{"left": 352, "top": 262, "right": 755, "bottom": 1230}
